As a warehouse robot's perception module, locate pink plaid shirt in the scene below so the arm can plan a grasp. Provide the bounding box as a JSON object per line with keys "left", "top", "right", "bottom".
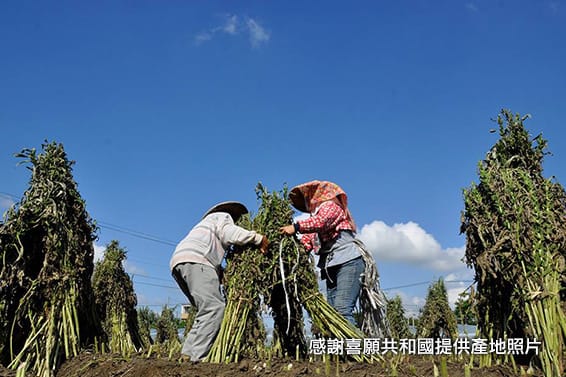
{"left": 297, "top": 201, "right": 355, "bottom": 253}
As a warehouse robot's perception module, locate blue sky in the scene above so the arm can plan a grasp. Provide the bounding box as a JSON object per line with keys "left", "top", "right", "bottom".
{"left": 1, "top": 1, "right": 565, "bottom": 317}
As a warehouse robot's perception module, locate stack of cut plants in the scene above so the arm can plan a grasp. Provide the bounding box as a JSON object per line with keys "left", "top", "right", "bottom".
{"left": 0, "top": 142, "right": 102, "bottom": 377}
{"left": 416, "top": 279, "right": 458, "bottom": 339}
{"left": 92, "top": 240, "right": 145, "bottom": 357}
{"left": 461, "top": 110, "right": 566, "bottom": 376}
{"left": 149, "top": 306, "right": 182, "bottom": 359}
{"left": 205, "top": 184, "right": 376, "bottom": 364}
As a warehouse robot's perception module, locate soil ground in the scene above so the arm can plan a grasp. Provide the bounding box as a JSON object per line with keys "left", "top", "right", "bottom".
{"left": 45, "top": 352, "right": 541, "bottom": 377}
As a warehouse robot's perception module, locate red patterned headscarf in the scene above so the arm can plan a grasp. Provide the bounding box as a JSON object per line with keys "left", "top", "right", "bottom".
{"left": 289, "top": 180, "right": 356, "bottom": 230}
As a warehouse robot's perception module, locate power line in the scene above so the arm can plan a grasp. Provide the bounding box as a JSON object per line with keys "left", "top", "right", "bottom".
{"left": 133, "top": 281, "right": 179, "bottom": 290}
{"left": 383, "top": 279, "right": 474, "bottom": 291}
{"left": 98, "top": 221, "right": 177, "bottom": 247}
{"left": 1, "top": 191, "right": 178, "bottom": 248}
{"left": 382, "top": 281, "right": 431, "bottom": 291}
{"left": 137, "top": 303, "right": 186, "bottom": 308}
{"left": 0, "top": 192, "right": 17, "bottom": 202}
{"left": 131, "top": 273, "right": 174, "bottom": 283}
{"left": 1, "top": 191, "right": 177, "bottom": 267}
{"left": 3, "top": 191, "right": 476, "bottom": 294}
{"left": 129, "top": 270, "right": 475, "bottom": 298}
{"left": 2, "top": 192, "right": 175, "bottom": 271}
{"left": 125, "top": 258, "right": 170, "bottom": 269}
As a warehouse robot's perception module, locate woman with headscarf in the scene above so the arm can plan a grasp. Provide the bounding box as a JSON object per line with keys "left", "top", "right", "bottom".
{"left": 280, "top": 180, "right": 388, "bottom": 336}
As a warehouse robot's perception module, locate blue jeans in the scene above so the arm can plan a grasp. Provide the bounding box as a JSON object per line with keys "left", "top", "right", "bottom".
{"left": 325, "top": 256, "right": 364, "bottom": 326}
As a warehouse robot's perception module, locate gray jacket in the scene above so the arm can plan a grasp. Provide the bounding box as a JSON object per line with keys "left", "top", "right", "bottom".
{"left": 170, "top": 212, "right": 263, "bottom": 271}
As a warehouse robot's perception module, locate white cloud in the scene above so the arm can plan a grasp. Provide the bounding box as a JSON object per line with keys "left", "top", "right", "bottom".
{"left": 194, "top": 32, "right": 213, "bottom": 45}
{"left": 194, "top": 14, "right": 270, "bottom": 48}
{"left": 386, "top": 290, "right": 426, "bottom": 318}
{"left": 222, "top": 14, "right": 239, "bottom": 35}
{"left": 0, "top": 197, "right": 15, "bottom": 211}
{"left": 93, "top": 243, "right": 105, "bottom": 263}
{"left": 291, "top": 216, "right": 473, "bottom": 313}
{"left": 444, "top": 271, "right": 475, "bottom": 308}
{"left": 293, "top": 213, "right": 310, "bottom": 222}
{"left": 92, "top": 242, "right": 146, "bottom": 275}
{"left": 447, "top": 284, "right": 467, "bottom": 308}
{"left": 246, "top": 18, "right": 270, "bottom": 48}
{"left": 466, "top": 3, "right": 478, "bottom": 12}
{"left": 194, "top": 14, "right": 239, "bottom": 45}
{"left": 123, "top": 260, "right": 147, "bottom": 276}
{"left": 358, "top": 220, "right": 466, "bottom": 272}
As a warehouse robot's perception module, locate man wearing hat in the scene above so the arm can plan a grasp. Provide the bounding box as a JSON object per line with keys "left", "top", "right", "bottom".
{"left": 170, "top": 201, "right": 269, "bottom": 362}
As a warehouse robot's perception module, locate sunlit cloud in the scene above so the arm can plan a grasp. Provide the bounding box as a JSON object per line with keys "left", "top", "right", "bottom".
{"left": 246, "top": 18, "right": 270, "bottom": 48}
{"left": 359, "top": 220, "right": 466, "bottom": 272}
{"left": 93, "top": 243, "right": 105, "bottom": 263}
{"left": 194, "top": 14, "right": 270, "bottom": 48}
{"left": 444, "top": 271, "right": 475, "bottom": 307}
{"left": 290, "top": 214, "right": 472, "bottom": 313}
{"left": 386, "top": 290, "right": 426, "bottom": 318}
{"left": 222, "top": 14, "right": 238, "bottom": 35}
{"left": 123, "top": 260, "right": 147, "bottom": 276}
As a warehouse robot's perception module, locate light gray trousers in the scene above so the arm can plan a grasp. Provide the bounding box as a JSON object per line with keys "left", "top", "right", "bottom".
{"left": 172, "top": 262, "right": 225, "bottom": 361}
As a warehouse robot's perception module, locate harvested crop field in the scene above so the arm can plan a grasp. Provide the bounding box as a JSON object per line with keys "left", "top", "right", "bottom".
{"left": 3, "top": 119, "right": 563, "bottom": 377}
{"left": 49, "top": 353, "right": 537, "bottom": 377}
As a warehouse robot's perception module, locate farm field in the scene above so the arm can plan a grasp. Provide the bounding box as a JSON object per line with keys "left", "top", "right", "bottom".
{"left": 49, "top": 353, "right": 536, "bottom": 377}
{"left": 3, "top": 3, "right": 566, "bottom": 377}
{"left": 3, "top": 117, "right": 564, "bottom": 377}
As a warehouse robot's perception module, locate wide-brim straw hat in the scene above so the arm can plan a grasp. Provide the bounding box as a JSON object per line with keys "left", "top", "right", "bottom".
{"left": 202, "top": 201, "right": 249, "bottom": 222}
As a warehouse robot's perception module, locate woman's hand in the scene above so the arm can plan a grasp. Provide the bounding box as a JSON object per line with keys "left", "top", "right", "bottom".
{"left": 279, "top": 224, "right": 296, "bottom": 236}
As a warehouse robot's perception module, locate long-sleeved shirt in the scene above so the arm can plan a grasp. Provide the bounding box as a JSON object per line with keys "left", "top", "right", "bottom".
{"left": 296, "top": 200, "right": 361, "bottom": 274}
{"left": 296, "top": 201, "right": 355, "bottom": 253}
{"left": 170, "top": 212, "right": 263, "bottom": 271}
